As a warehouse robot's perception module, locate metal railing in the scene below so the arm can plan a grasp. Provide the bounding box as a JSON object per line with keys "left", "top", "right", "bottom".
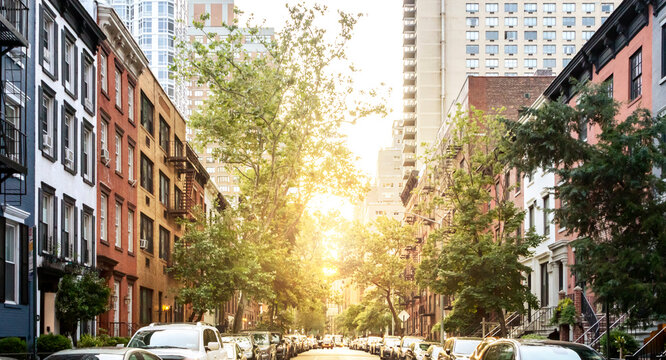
{"left": 626, "top": 326, "right": 666, "bottom": 360}
{"left": 0, "top": 118, "right": 26, "bottom": 169}
{"left": 488, "top": 312, "right": 521, "bottom": 337}
{"left": 509, "top": 307, "right": 556, "bottom": 338}
{"left": 98, "top": 321, "right": 139, "bottom": 337}
{"left": 589, "top": 312, "right": 630, "bottom": 349}
{"left": 0, "top": 0, "right": 28, "bottom": 43}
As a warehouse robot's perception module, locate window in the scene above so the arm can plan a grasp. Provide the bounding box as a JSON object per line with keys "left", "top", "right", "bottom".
{"left": 466, "top": 31, "right": 479, "bottom": 40}
{"left": 602, "top": 16, "right": 609, "bottom": 23}
{"left": 466, "top": 59, "right": 479, "bottom": 68}
{"left": 515, "top": 170, "right": 521, "bottom": 194}
{"left": 524, "top": 3, "right": 536, "bottom": 12}
{"left": 466, "top": 17, "right": 478, "bottom": 26}
{"left": 140, "top": 154, "right": 154, "bottom": 193}
{"left": 563, "top": 3, "right": 575, "bottom": 12}
{"left": 82, "top": 211, "right": 92, "bottom": 265}
{"left": 524, "top": 58, "right": 537, "bottom": 68}
{"left": 159, "top": 116, "right": 169, "bottom": 150}
{"left": 543, "top": 59, "right": 556, "bottom": 68}
{"left": 466, "top": 3, "right": 479, "bottom": 13}
{"left": 40, "top": 87, "right": 56, "bottom": 157}
{"left": 140, "top": 287, "right": 153, "bottom": 324}
{"left": 4, "top": 223, "right": 18, "bottom": 302}
{"left": 582, "top": 3, "right": 595, "bottom": 12}
{"left": 128, "top": 144, "right": 135, "bottom": 182}
{"left": 140, "top": 213, "right": 154, "bottom": 253}
{"left": 543, "top": 3, "right": 555, "bottom": 12}
{"left": 41, "top": 9, "right": 56, "bottom": 74}
{"left": 83, "top": 57, "right": 94, "bottom": 110}
{"left": 601, "top": 3, "right": 614, "bottom": 13}
{"left": 486, "top": 31, "right": 498, "bottom": 40}
{"left": 128, "top": 84, "right": 135, "bottom": 122}
{"left": 40, "top": 190, "right": 55, "bottom": 254}
{"left": 141, "top": 92, "right": 154, "bottom": 135}
{"left": 524, "top": 45, "right": 536, "bottom": 54}
{"left": 504, "top": 17, "right": 517, "bottom": 26}
{"left": 558, "top": 262, "right": 564, "bottom": 291}
{"left": 582, "top": 17, "right": 595, "bottom": 26}
{"left": 524, "top": 31, "right": 537, "bottom": 41}
{"left": 159, "top": 226, "right": 170, "bottom": 261}
{"left": 543, "top": 17, "right": 555, "bottom": 26}
{"left": 563, "top": 58, "right": 572, "bottom": 67}
{"left": 504, "top": 31, "right": 517, "bottom": 40}
{"left": 606, "top": 75, "right": 614, "bottom": 98}
{"left": 485, "top": 3, "right": 498, "bottom": 13}
{"left": 100, "top": 194, "right": 108, "bottom": 242}
{"left": 504, "top": 45, "right": 517, "bottom": 54}
{"left": 544, "top": 31, "right": 556, "bottom": 40}
{"left": 540, "top": 263, "right": 549, "bottom": 306}
{"left": 563, "top": 17, "right": 576, "bottom": 26}
{"left": 524, "top": 17, "right": 536, "bottom": 27}
{"left": 631, "top": 49, "right": 643, "bottom": 100}
{"left": 101, "top": 52, "right": 108, "bottom": 94}
{"left": 115, "top": 69, "right": 122, "bottom": 107}
{"left": 100, "top": 120, "right": 108, "bottom": 154}
{"left": 82, "top": 125, "right": 93, "bottom": 182}
{"left": 528, "top": 203, "right": 535, "bottom": 230}
{"left": 543, "top": 195, "right": 550, "bottom": 235}
{"left": 485, "top": 59, "right": 499, "bottom": 68}
{"left": 159, "top": 172, "right": 169, "bottom": 206}
{"left": 502, "top": 59, "right": 516, "bottom": 69}
{"left": 63, "top": 110, "right": 75, "bottom": 169}
{"left": 504, "top": 3, "right": 517, "bottom": 12}
{"left": 64, "top": 37, "right": 76, "bottom": 94}
{"left": 543, "top": 45, "right": 556, "bottom": 54}
{"left": 115, "top": 133, "right": 122, "bottom": 173}
{"left": 580, "top": 117, "right": 588, "bottom": 142}
{"left": 466, "top": 45, "right": 479, "bottom": 54}
{"left": 115, "top": 202, "right": 122, "bottom": 247}
{"left": 485, "top": 17, "right": 498, "bottom": 27}
{"left": 128, "top": 209, "right": 134, "bottom": 253}
{"left": 485, "top": 45, "right": 498, "bottom": 55}
{"left": 564, "top": 45, "right": 576, "bottom": 55}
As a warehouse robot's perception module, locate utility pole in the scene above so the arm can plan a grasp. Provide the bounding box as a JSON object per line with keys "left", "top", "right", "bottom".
{"left": 440, "top": 294, "right": 445, "bottom": 344}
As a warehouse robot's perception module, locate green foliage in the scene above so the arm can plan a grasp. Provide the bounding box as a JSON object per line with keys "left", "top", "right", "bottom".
{"left": 550, "top": 298, "right": 578, "bottom": 326}
{"left": 0, "top": 337, "right": 27, "bottom": 354}
{"left": 78, "top": 334, "right": 130, "bottom": 348}
{"left": 505, "top": 82, "right": 666, "bottom": 320}
{"left": 599, "top": 330, "right": 640, "bottom": 358}
{"left": 36, "top": 334, "right": 72, "bottom": 353}
{"left": 520, "top": 334, "right": 547, "bottom": 340}
{"left": 418, "top": 107, "right": 542, "bottom": 337}
{"left": 55, "top": 271, "right": 110, "bottom": 345}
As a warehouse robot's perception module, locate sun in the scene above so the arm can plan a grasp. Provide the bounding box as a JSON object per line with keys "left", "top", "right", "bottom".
{"left": 306, "top": 193, "right": 355, "bottom": 220}
{"left": 322, "top": 266, "right": 338, "bottom": 277}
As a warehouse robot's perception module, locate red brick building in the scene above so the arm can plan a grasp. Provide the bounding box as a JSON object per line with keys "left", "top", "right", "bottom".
{"left": 96, "top": 5, "right": 149, "bottom": 337}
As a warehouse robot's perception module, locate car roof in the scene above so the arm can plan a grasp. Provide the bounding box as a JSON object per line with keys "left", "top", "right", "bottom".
{"left": 50, "top": 348, "right": 139, "bottom": 355}
{"left": 493, "top": 339, "right": 595, "bottom": 350}
{"left": 139, "top": 322, "right": 216, "bottom": 330}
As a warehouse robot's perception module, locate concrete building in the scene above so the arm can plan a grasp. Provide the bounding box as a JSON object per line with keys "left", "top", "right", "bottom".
{"left": 400, "top": 0, "right": 623, "bottom": 181}
{"left": 95, "top": 4, "right": 149, "bottom": 337}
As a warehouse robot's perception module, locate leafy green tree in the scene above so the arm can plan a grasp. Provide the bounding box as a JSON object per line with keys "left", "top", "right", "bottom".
{"left": 294, "top": 301, "right": 327, "bottom": 335}
{"left": 417, "top": 107, "right": 541, "bottom": 336}
{"left": 354, "top": 298, "right": 392, "bottom": 335}
{"left": 336, "top": 304, "right": 364, "bottom": 337}
{"left": 55, "top": 271, "right": 110, "bottom": 345}
{"left": 504, "top": 82, "right": 666, "bottom": 320}
{"left": 340, "top": 217, "right": 415, "bottom": 335}
{"left": 176, "top": 4, "right": 381, "bottom": 331}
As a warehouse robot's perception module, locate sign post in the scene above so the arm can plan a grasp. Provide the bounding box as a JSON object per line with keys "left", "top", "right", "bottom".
{"left": 398, "top": 310, "right": 410, "bottom": 335}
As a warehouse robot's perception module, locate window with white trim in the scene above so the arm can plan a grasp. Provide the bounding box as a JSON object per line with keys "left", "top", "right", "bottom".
{"left": 101, "top": 52, "right": 108, "bottom": 93}
{"left": 115, "top": 202, "right": 122, "bottom": 248}
{"left": 40, "top": 90, "right": 56, "bottom": 157}
{"left": 505, "top": 17, "right": 517, "bottom": 26}
{"left": 115, "top": 69, "right": 122, "bottom": 108}
{"left": 115, "top": 132, "right": 122, "bottom": 173}
{"left": 101, "top": 120, "right": 108, "bottom": 153}
{"left": 82, "top": 126, "right": 93, "bottom": 181}
{"left": 128, "top": 84, "right": 135, "bottom": 122}
{"left": 100, "top": 194, "right": 107, "bottom": 242}
{"left": 40, "top": 191, "right": 55, "bottom": 254}
{"left": 63, "top": 202, "right": 74, "bottom": 260}
{"left": 582, "top": 3, "right": 595, "bottom": 12}
{"left": 63, "top": 111, "right": 75, "bottom": 168}
{"left": 544, "top": 17, "right": 555, "bottom": 26}
{"left": 64, "top": 37, "right": 76, "bottom": 94}
{"left": 128, "top": 144, "right": 135, "bottom": 182}
{"left": 128, "top": 209, "right": 134, "bottom": 253}
{"left": 4, "top": 223, "right": 18, "bottom": 303}
{"left": 83, "top": 58, "right": 94, "bottom": 110}
{"left": 563, "top": 3, "right": 575, "bottom": 12}
{"left": 543, "top": 3, "right": 555, "bottom": 12}
{"left": 42, "top": 10, "right": 56, "bottom": 74}
{"left": 82, "top": 212, "right": 92, "bottom": 265}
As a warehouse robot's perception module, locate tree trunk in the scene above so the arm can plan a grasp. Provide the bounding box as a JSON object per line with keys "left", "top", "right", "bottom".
{"left": 188, "top": 311, "right": 197, "bottom": 322}
{"left": 386, "top": 292, "right": 403, "bottom": 336}
{"left": 195, "top": 310, "right": 204, "bottom": 322}
{"left": 232, "top": 292, "right": 246, "bottom": 333}
{"left": 497, "top": 311, "right": 507, "bottom": 338}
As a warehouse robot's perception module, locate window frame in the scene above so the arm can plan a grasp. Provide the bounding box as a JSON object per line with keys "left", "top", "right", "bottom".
{"left": 115, "top": 201, "right": 122, "bottom": 248}
{"left": 100, "top": 193, "right": 108, "bottom": 243}
{"left": 115, "top": 68, "right": 123, "bottom": 109}
{"left": 62, "top": 30, "right": 78, "bottom": 98}
{"left": 4, "top": 222, "right": 19, "bottom": 304}
{"left": 40, "top": 4, "right": 58, "bottom": 80}
{"left": 128, "top": 208, "right": 135, "bottom": 253}
{"left": 100, "top": 51, "right": 109, "bottom": 95}
{"left": 140, "top": 213, "right": 154, "bottom": 254}
{"left": 141, "top": 92, "right": 154, "bottom": 135}
{"left": 630, "top": 48, "right": 643, "bottom": 100}
{"left": 140, "top": 153, "right": 154, "bottom": 194}
{"left": 39, "top": 84, "right": 58, "bottom": 161}
{"left": 115, "top": 131, "right": 122, "bottom": 174}
{"left": 81, "top": 120, "right": 95, "bottom": 185}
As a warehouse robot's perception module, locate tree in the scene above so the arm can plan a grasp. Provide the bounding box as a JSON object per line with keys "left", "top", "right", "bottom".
{"left": 417, "top": 107, "right": 541, "bottom": 336}
{"left": 339, "top": 217, "right": 415, "bottom": 335}
{"left": 294, "top": 301, "right": 327, "bottom": 335}
{"left": 176, "top": 4, "right": 381, "bottom": 331}
{"left": 504, "top": 82, "right": 666, "bottom": 320}
{"left": 55, "top": 271, "right": 110, "bottom": 345}
{"left": 336, "top": 304, "right": 364, "bottom": 337}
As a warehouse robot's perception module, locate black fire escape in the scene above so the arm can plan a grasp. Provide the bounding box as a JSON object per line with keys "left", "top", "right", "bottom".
{"left": 0, "top": 0, "right": 28, "bottom": 205}
{"left": 165, "top": 141, "right": 209, "bottom": 218}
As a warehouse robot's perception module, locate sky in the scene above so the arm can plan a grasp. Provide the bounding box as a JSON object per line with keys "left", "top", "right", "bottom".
{"left": 235, "top": 0, "right": 403, "bottom": 180}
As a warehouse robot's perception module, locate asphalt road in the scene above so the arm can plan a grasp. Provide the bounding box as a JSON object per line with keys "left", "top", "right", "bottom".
{"left": 297, "top": 348, "right": 377, "bottom": 360}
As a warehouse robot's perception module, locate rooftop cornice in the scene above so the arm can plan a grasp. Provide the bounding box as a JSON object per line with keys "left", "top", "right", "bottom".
{"left": 97, "top": 5, "right": 149, "bottom": 79}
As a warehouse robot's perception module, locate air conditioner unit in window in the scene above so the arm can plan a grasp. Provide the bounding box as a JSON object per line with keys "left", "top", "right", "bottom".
{"left": 43, "top": 133, "right": 53, "bottom": 150}
{"left": 101, "top": 148, "right": 110, "bottom": 165}
{"left": 140, "top": 238, "right": 148, "bottom": 249}
{"left": 65, "top": 149, "right": 74, "bottom": 165}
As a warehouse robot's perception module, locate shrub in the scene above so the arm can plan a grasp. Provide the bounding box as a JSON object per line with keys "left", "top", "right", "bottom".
{"left": 520, "top": 334, "right": 547, "bottom": 340}
{"left": 550, "top": 298, "right": 578, "bottom": 326}
{"left": 78, "top": 334, "right": 104, "bottom": 348}
{"left": 111, "top": 337, "right": 129, "bottom": 346}
{"left": 599, "top": 330, "right": 640, "bottom": 358}
{"left": 0, "top": 337, "right": 27, "bottom": 354}
{"left": 77, "top": 334, "right": 130, "bottom": 348}
{"left": 36, "top": 334, "right": 72, "bottom": 353}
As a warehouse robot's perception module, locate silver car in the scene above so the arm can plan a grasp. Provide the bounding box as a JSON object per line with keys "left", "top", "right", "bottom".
{"left": 128, "top": 322, "right": 229, "bottom": 360}
{"left": 45, "top": 347, "right": 161, "bottom": 360}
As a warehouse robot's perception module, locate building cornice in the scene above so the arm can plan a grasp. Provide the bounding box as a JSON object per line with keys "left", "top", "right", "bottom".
{"left": 50, "top": 0, "right": 106, "bottom": 52}
{"left": 97, "top": 5, "right": 150, "bottom": 79}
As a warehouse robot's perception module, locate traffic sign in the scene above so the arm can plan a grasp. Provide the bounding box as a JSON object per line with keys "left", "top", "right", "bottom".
{"left": 398, "top": 310, "right": 410, "bottom": 322}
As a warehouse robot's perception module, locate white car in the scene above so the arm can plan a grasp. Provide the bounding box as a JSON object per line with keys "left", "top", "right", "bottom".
{"left": 128, "top": 322, "right": 229, "bottom": 360}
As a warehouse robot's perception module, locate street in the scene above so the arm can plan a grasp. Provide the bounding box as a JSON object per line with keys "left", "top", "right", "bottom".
{"left": 299, "top": 348, "right": 376, "bottom": 360}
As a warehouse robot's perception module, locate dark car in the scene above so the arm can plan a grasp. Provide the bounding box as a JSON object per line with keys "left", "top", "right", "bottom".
{"left": 478, "top": 339, "right": 604, "bottom": 360}
{"left": 441, "top": 337, "right": 482, "bottom": 360}
{"left": 45, "top": 348, "right": 161, "bottom": 360}
{"left": 243, "top": 331, "right": 277, "bottom": 360}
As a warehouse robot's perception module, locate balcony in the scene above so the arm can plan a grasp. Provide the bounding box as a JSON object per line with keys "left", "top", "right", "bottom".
{"left": 403, "top": 4, "right": 415, "bottom": 19}
{"left": 0, "top": 0, "right": 28, "bottom": 52}
{"left": 403, "top": 99, "right": 416, "bottom": 113}
{"left": 403, "top": 153, "right": 416, "bottom": 167}
{"left": 403, "top": 32, "right": 416, "bottom": 46}
{"left": 403, "top": 59, "right": 416, "bottom": 72}
{"left": 403, "top": 139, "right": 416, "bottom": 153}
{"left": 402, "top": 125, "right": 416, "bottom": 140}
{"left": 403, "top": 113, "right": 416, "bottom": 127}
{"left": 166, "top": 191, "right": 190, "bottom": 217}
{"left": 403, "top": 166, "right": 415, "bottom": 180}
{"left": 404, "top": 72, "right": 416, "bottom": 86}
{"left": 403, "top": 19, "right": 416, "bottom": 32}
{"left": 403, "top": 45, "right": 416, "bottom": 59}
{"left": 0, "top": 118, "right": 26, "bottom": 182}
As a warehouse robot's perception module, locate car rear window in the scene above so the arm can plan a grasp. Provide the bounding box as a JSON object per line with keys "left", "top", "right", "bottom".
{"left": 453, "top": 340, "right": 481, "bottom": 355}
{"left": 253, "top": 333, "right": 270, "bottom": 346}
{"left": 129, "top": 329, "right": 200, "bottom": 350}
{"left": 403, "top": 338, "right": 422, "bottom": 348}
{"left": 520, "top": 344, "right": 605, "bottom": 360}
{"left": 46, "top": 355, "right": 123, "bottom": 360}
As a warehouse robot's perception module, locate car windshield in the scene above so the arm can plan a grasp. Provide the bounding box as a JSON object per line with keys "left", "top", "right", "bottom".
{"left": 453, "top": 340, "right": 481, "bottom": 355}
{"left": 418, "top": 344, "right": 431, "bottom": 351}
{"left": 386, "top": 338, "right": 400, "bottom": 346}
{"left": 233, "top": 337, "right": 253, "bottom": 350}
{"left": 128, "top": 329, "right": 200, "bottom": 350}
{"left": 46, "top": 355, "right": 123, "bottom": 360}
{"left": 253, "top": 333, "right": 270, "bottom": 346}
{"left": 520, "top": 344, "right": 605, "bottom": 360}
{"left": 403, "top": 338, "right": 423, "bottom": 348}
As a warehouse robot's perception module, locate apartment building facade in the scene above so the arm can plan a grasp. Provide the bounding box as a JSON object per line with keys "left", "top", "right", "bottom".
{"left": 95, "top": 4, "right": 149, "bottom": 337}
{"left": 32, "top": 0, "right": 105, "bottom": 336}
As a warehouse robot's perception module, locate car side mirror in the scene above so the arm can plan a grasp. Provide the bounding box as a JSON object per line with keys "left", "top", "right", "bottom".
{"left": 207, "top": 342, "right": 221, "bottom": 351}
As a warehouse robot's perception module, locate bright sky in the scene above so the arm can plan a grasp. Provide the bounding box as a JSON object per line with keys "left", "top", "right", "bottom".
{"left": 235, "top": 0, "right": 403, "bottom": 180}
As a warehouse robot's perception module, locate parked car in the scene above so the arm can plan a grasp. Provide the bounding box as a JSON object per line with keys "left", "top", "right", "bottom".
{"left": 367, "top": 336, "right": 382, "bottom": 354}
{"left": 45, "top": 347, "right": 162, "bottom": 360}
{"left": 270, "top": 332, "right": 289, "bottom": 360}
{"left": 407, "top": 341, "right": 437, "bottom": 360}
{"left": 469, "top": 338, "right": 497, "bottom": 360}
{"left": 128, "top": 322, "right": 228, "bottom": 360}
{"left": 243, "top": 331, "right": 278, "bottom": 360}
{"left": 223, "top": 341, "right": 248, "bottom": 360}
{"left": 424, "top": 344, "right": 444, "bottom": 360}
{"left": 441, "top": 337, "right": 482, "bottom": 360}
{"left": 322, "top": 335, "right": 334, "bottom": 349}
{"left": 393, "top": 336, "right": 424, "bottom": 360}
{"left": 381, "top": 336, "right": 401, "bottom": 359}
{"left": 478, "top": 339, "right": 604, "bottom": 360}
{"left": 220, "top": 334, "right": 255, "bottom": 360}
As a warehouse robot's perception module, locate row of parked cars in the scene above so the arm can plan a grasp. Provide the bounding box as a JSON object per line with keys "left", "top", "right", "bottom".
{"left": 45, "top": 322, "right": 315, "bottom": 360}
{"left": 351, "top": 334, "right": 605, "bottom": 360}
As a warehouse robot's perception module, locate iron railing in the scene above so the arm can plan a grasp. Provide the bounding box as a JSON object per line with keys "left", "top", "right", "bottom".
{"left": 626, "top": 326, "right": 666, "bottom": 360}
{"left": 0, "top": 0, "right": 28, "bottom": 48}
{"left": 589, "top": 312, "right": 630, "bottom": 349}
{"left": 509, "top": 306, "right": 556, "bottom": 338}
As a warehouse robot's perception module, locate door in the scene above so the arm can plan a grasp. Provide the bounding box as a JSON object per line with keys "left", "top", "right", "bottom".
{"left": 204, "top": 329, "right": 221, "bottom": 360}
{"left": 113, "top": 280, "right": 120, "bottom": 336}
